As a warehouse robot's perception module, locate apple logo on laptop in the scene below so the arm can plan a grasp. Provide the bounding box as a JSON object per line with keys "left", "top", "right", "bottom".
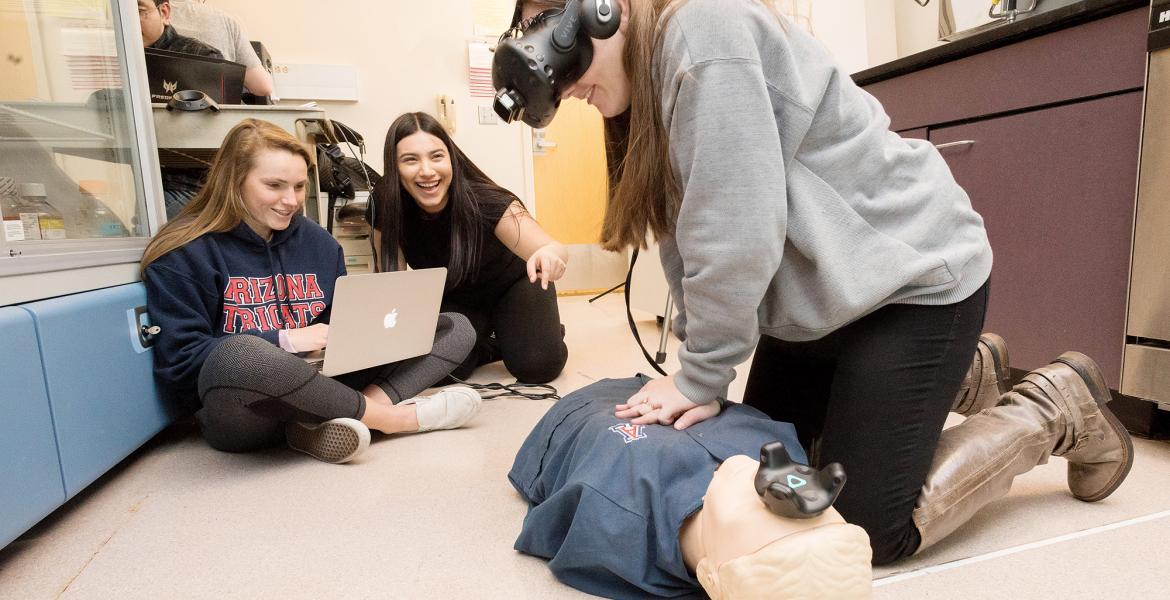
{"left": 383, "top": 308, "right": 399, "bottom": 329}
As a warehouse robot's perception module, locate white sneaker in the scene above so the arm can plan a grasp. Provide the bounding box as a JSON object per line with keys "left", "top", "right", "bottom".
{"left": 286, "top": 418, "right": 371, "bottom": 464}
{"left": 401, "top": 386, "right": 482, "bottom": 432}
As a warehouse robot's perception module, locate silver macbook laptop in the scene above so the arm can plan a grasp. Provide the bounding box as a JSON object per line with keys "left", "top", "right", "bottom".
{"left": 305, "top": 267, "right": 447, "bottom": 377}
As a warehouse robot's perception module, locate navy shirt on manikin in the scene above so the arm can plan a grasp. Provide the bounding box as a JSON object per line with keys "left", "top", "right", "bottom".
{"left": 509, "top": 375, "right": 806, "bottom": 599}
{"left": 400, "top": 196, "right": 527, "bottom": 307}
{"left": 144, "top": 215, "right": 346, "bottom": 396}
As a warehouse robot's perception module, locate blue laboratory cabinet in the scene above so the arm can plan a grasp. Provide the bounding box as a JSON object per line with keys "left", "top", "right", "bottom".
{"left": 0, "top": 307, "right": 67, "bottom": 548}
{"left": 2, "top": 284, "right": 180, "bottom": 549}
{"left": 21, "top": 283, "right": 178, "bottom": 498}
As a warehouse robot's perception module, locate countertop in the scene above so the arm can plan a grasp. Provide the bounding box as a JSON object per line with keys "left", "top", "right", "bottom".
{"left": 853, "top": 0, "right": 1149, "bottom": 86}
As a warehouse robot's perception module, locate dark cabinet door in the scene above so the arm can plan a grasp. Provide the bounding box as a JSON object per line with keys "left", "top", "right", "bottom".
{"left": 929, "top": 92, "right": 1143, "bottom": 387}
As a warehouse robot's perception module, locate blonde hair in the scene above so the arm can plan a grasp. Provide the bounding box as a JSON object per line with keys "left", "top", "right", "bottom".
{"left": 140, "top": 119, "right": 313, "bottom": 272}
{"left": 521, "top": 0, "right": 785, "bottom": 250}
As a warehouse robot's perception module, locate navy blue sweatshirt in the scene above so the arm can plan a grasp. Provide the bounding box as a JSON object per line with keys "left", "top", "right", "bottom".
{"left": 144, "top": 215, "right": 345, "bottom": 395}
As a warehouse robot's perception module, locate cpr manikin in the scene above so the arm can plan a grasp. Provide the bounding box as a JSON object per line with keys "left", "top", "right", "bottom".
{"left": 680, "top": 444, "right": 871, "bottom": 600}
{"left": 509, "top": 376, "right": 873, "bottom": 599}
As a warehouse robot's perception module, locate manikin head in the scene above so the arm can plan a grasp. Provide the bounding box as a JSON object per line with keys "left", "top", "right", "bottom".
{"left": 686, "top": 455, "right": 873, "bottom": 600}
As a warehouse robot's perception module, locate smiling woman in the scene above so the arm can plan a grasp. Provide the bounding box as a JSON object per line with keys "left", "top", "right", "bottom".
{"left": 237, "top": 148, "right": 309, "bottom": 241}
{"left": 138, "top": 118, "right": 485, "bottom": 464}
{"left": 370, "top": 111, "right": 569, "bottom": 384}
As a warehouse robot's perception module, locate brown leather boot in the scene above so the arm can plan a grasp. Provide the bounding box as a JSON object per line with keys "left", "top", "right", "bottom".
{"left": 951, "top": 333, "right": 1011, "bottom": 416}
{"left": 913, "top": 352, "right": 1134, "bottom": 551}
{"left": 1050, "top": 352, "right": 1134, "bottom": 502}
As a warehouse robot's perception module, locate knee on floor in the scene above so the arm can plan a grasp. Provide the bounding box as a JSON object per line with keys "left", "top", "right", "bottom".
{"left": 504, "top": 345, "right": 567, "bottom": 384}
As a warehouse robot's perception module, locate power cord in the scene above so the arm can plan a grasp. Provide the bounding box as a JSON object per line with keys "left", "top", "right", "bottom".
{"left": 625, "top": 247, "right": 669, "bottom": 377}
{"left": 447, "top": 376, "right": 560, "bottom": 401}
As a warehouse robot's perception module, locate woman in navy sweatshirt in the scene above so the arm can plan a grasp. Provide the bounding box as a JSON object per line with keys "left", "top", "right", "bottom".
{"left": 141, "top": 119, "right": 482, "bottom": 464}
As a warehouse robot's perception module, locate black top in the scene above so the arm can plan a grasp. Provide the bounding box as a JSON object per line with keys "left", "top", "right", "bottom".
{"left": 148, "top": 24, "right": 224, "bottom": 60}
{"left": 401, "top": 197, "right": 528, "bottom": 308}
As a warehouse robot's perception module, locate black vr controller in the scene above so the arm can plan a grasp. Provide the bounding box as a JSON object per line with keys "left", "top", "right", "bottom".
{"left": 753, "top": 441, "right": 847, "bottom": 519}
{"left": 492, "top": 0, "right": 620, "bottom": 128}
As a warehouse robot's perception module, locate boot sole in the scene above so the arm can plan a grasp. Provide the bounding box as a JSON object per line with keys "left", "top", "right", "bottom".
{"left": 981, "top": 332, "right": 1011, "bottom": 395}
{"left": 1054, "top": 352, "right": 1134, "bottom": 502}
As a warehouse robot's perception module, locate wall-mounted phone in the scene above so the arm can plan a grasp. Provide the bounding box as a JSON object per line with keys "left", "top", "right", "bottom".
{"left": 437, "top": 95, "right": 457, "bottom": 134}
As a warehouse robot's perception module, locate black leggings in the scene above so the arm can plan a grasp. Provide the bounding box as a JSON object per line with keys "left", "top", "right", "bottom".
{"left": 195, "top": 312, "right": 475, "bottom": 453}
{"left": 743, "top": 281, "right": 989, "bottom": 565}
{"left": 445, "top": 277, "right": 567, "bottom": 384}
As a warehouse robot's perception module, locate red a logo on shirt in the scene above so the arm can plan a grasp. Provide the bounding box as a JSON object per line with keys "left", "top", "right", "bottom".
{"left": 609, "top": 423, "right": 647, "bottom": 444}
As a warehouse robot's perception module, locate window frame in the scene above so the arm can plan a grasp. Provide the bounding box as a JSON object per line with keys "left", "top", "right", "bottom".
{"left": 0, "top": 0, "right": 165, "bottom": 284}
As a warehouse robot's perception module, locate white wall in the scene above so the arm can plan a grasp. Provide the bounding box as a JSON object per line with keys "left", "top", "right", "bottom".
{"left": 207, "top": 0, "right": 531, "bottom": 207}
{"left": 202, "top": 0, "right": 925, "bottom": 213}
{"left": 807, "top": 0, "right": 899, "bottom": 74}
{"left": 895, "top": 0, "right": 945, "bottom": 57}
{"left": 811, "top": 0, "right": 870, "bottom": 72}
{"left": 864, "top": 0, "right": 899, "bottom": 69}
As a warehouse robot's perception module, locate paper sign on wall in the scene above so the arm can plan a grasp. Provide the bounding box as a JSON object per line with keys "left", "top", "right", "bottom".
{"left": 468, "top": 39, "right": 495, "bottom": 99}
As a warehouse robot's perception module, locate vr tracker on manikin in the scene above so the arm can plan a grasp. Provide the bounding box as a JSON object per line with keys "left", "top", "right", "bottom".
{"left": 492, "top": 0, "right": 620, "bottom": 128}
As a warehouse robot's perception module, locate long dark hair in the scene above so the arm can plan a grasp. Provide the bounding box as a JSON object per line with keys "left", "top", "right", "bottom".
{"left": 370, "top": 112, "right": 522, "bottom": 285}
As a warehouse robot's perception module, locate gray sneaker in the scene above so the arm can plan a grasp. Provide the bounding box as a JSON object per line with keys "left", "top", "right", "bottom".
{"left": 286, "top": 418, "right": 371, "bottom": 464}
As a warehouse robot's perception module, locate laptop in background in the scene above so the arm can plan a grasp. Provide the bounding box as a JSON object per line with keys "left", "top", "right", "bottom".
{"left": 144, "top": 48, "right": 245, "bottom": 104}
{"left": 308, "top": 268, "right": 447, "bottom": 377}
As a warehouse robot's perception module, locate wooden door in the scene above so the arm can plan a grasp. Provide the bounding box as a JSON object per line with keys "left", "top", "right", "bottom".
{"left": 531, "top": 98, "right": 607, "bottom": 244}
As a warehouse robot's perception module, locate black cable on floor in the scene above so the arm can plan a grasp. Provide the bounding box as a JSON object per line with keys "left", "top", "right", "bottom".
{"left": 447, "top": 376, "right": 560, "bottom": 401}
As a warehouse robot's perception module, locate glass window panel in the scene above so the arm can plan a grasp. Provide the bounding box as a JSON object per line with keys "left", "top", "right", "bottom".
{"left": 1, "top": 0, "right": 152, "bottom": 267}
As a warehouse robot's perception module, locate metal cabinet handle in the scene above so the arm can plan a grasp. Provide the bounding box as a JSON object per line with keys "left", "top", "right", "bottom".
{"left": 133, "top": 305, "right": 159, "bottom": 348}
{"left": 934, "top": 140, "right": 976, "bottom": 151}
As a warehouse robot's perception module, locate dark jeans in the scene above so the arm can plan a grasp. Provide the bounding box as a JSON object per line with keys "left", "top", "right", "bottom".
{"left": 743, "top": 280, "right": 989, "bottom": 564}
{"left": 445, "top": 277, "right": 567, "bottom": 383}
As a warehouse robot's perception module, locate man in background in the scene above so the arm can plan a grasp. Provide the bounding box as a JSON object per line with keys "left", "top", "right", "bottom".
{"left": 138, "top": 0, "right": 222, "bottom": 59}
{"left": 166, "top": 0, "right": 275, "bottom": 98}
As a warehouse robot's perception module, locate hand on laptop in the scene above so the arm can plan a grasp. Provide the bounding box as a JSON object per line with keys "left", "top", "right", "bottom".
{"left": 287, "top": 323, "right": 329, "bottom": 352}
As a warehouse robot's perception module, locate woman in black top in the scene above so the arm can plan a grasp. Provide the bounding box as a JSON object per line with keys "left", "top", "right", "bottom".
{"left": 371, "top": 112, "right": 568, "bottom": 383}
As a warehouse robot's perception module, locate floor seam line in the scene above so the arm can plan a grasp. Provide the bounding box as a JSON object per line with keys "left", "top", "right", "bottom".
{"left": 874, "top": 508, "right": 1170, "bottom": 587}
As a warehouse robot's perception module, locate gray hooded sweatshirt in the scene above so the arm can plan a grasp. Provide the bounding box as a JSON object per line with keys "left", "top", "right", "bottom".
{"left": 655, "top": 0, "right": 994, "bottom": 405}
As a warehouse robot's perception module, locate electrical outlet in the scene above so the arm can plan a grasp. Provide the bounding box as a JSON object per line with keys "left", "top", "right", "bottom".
{"left": 478, "top": 105, "right": 498, "bottom": 125}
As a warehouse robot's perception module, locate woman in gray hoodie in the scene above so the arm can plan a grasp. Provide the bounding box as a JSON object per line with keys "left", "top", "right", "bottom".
{"left": 510, "top": 0, "right": 1132, "bottom": 566}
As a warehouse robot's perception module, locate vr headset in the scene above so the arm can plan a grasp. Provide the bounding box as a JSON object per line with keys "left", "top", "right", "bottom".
{"left": 491, "top": 0, "right": 620, "bottom": 128}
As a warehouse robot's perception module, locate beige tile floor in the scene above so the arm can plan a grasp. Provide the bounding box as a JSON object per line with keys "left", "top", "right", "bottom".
{"left": 1, "top": 294, "right": 1168, "bottom": 599}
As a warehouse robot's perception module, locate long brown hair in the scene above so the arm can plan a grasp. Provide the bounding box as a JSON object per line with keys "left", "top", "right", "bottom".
{"left": 522, "top": 0, "right": 683, "bottom": 251}
{"left": 520, "top": 0, "right": 785, "bottom": 251}
{"left": 140, "top": 119, "right": 313, "bottom": 272}
{"left": 370, "top": 111, "right": 522, "bottom": 286}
